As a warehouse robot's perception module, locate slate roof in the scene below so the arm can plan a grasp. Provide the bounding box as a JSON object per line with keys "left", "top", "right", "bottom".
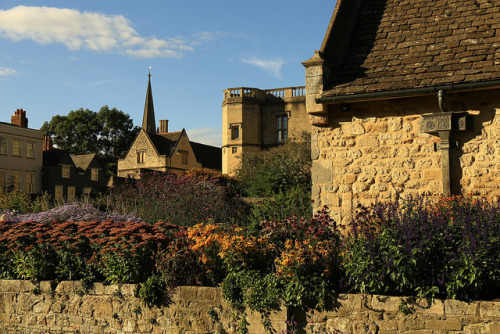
{"left": 147, "top": 131, "right": 181, "bottom": 156}
{"left": 322, "top": 0, "right": 500, "bottom": 97}
{"left": 190, "top": 142, "right": 222, "bottom": 171}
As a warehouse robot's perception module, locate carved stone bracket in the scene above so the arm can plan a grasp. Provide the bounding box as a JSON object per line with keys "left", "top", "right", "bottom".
{"left": 421, "top": 111, "right": 474, "bottom": 196}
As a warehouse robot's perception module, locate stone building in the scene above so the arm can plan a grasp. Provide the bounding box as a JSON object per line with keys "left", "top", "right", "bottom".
{"left": 303, "top": 0, "right": 500, "bottom": 224}
{"left": 0, "top": 109, "right": 43, "bottom": 194}
{"left": 42, "top": 140, "right": 108, "bottom": 201}
{"left": 222, "top": 86, "right": 311, "bottom": 175}
{"left": 117, "top": 74, "right": 221, "bottom": 178}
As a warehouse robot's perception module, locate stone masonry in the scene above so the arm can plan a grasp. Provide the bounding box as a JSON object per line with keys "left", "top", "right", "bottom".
{"left": 0, "top": 280, "right": 499, "bottom": 333}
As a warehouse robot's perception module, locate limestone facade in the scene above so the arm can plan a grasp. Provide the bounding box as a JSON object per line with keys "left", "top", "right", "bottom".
{"left": 222, "top": 86, "right": 310, "bottom": 175}
{"left": 303, "top": 0, "right": 500, "bottom": 223}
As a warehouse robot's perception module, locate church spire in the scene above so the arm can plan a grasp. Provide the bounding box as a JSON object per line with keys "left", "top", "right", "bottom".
{"left": 142, "top": 71, "right": 156, "bottom": 133}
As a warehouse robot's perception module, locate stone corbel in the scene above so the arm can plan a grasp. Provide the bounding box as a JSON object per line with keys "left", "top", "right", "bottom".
{"left": 420, "top": 111, "right": 474, "bottom": 196}
{"left": 302, "top": 51, "right": 329, "bottom": 127}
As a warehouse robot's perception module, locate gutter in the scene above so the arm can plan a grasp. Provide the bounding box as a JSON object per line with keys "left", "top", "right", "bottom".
{"left": 316, "top": 80, "right": 500, "bottom": 104}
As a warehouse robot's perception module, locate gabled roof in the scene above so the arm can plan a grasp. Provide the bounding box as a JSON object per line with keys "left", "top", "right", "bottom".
{"left": 43, "top": 149, "right": 73, "bottom": 167}
{"left": 147, "top": 131, "right": 182, "bottom": 156}
{"left": 190, "top": 141, "right": 222, "bottom": 171}
{"left": 71, "top": 154, "right": 97, "bottom": 172}
{"left": 321, "top": 0, "right": 500, "bottom": 97}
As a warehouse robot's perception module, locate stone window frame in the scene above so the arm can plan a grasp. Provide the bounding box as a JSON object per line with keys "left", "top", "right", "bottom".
{"left": 136, "top": 150, "right": 146, "bottom": 164}
{"left": 26, "top": 142, "right": 35, "bottom": 159}
{"left": 62, "top": 165, "right": 71, "bottom": 179}
{"left": 179, "top": 150, "right": 188, "bottom": 165}
{"left": 232, "top": 147, "right": 238, "bottom": 154}
{"left": 55, "top": 185, "right": 64, "bottom": 201}
{"left": 230, "top": 124, "right": 240, "bottom": 140}
{"left": 67, "top": 186, "right": 76, "bottom": 201}
{"left": 276, "top": 113, "right": 289, "bottom": 144}
{"left": 26, "top": 172, "right": 35, "bottom": 194}
{"left": 91, "top": 168, "right": 99, "bottom": 181}
{"left": 0, "top": 137, "right": 7, "bottom": 155}
{"left": 12, "top": 139, "right": 21, "bottom": 156}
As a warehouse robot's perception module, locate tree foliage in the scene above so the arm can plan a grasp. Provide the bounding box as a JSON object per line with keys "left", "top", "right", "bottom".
{"left": 41, "top": 106, "right": 139, "bottom": 175}
{"left": 235, "top": 133, "right": 311, "bottom": 198}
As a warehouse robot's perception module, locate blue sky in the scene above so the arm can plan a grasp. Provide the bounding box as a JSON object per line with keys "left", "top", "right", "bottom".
{"left": 0, "top": 1, "right": 335, "bottom": 146}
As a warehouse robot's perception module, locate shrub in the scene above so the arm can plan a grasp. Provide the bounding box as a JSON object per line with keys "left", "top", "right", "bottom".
{"left": 0, "top": 220, "right": 177, "bottom": 283}
{"left": 1, "top": 203, "right": 142, "bottom": 223}
{"left": 236, "top": 133, "right": 311, "bottom": 198}
{"left": 107, "top": 172, "right": 245, "bottom": 225}
{"left": 344, "top": 196, "right": 500, "bottom": 301}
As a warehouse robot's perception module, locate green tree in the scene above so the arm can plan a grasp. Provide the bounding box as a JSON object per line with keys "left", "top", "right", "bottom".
{"left": 41, "top": 106, "right": 139, "bottom": 176}
{"left": 235, "top": 133, "right": 312, "bottom": 222}
{"left": 236, "top": 133, "right": 311, "bottom": 197}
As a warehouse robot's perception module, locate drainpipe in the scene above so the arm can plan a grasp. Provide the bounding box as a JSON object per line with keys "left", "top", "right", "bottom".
{"left": 420, "top": 91, "right": 474, "bottom": 196}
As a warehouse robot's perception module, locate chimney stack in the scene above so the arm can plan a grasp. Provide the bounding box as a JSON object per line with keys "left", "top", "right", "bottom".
{"left": 11, "top": 109, "right": 28, "bottom": 128}
{"left": 43, "top": 135, "right": 53, "bottom": 151}
{"left": 159, "top": 119, "right": 169, "bottom": 133}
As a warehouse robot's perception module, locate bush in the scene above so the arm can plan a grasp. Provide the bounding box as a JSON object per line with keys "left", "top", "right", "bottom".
{"left": 0, "top": 220, "right": 177, "bottom": 283}
{"left": 236, "top": 133, "right": 311, "bottom": 198}
{"left": 1, "top": 203, "right": 142, "bottom": 223}
{"left": 344, "top": 196, "right": 500, "bottom": 301}
{"left": 107, "top": 172, "right": 246, "bottom": 225}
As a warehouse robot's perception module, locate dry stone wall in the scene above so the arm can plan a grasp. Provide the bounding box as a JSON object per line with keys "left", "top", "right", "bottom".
{"left": 0, "top": 280, "right": 499, "bottom": 333}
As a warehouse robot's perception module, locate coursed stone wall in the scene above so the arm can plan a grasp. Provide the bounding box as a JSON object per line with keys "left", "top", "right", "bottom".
{"left": 0, "top": 280, "right": 499, "bottom": 333}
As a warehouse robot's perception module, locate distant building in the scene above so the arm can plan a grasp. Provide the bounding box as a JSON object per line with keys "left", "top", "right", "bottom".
{"left": 222, "top": 86, "right": 311, "bottom": 175}
{"left": 42, "top": 137, "right": 108, "bottom": 201}
{"left": 0, "top": 109, "right": 43, "bottom": 194}
{"left": 117, "top": 74, "right": 221, "bottom": 179}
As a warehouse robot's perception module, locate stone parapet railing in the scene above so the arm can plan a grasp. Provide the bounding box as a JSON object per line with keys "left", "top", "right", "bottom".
{"left": 0, "top": 280, "right": 498, "bottom": 333}
{"left": 223, "top": 86, "right": 306, "bottom": 102}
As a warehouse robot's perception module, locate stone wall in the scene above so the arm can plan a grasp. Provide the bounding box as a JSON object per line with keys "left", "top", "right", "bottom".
{"left": 310, "top": 89, "right": 500, "bottom": 225}
{"left": 0, "top": 280, "right": 499, "bottom": 333}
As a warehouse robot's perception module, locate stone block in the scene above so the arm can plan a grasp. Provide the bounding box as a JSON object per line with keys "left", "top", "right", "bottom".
{"left": 369, "top": 295, "right": 404, "bottom": 312}
{"left": 488, "top": 322, "right": 500, "bottom": 333}
{"left": 312, "top": 160, "right": 333, "bottom": 184}
{"left": 425, "top": 318, "right": 463, "bottom": 331}
{"left": 444, "top": 299, "right": 478, "bottom": 316}
{"left": 55, "top": 281, "right": 79, "bottom": 295}
{"left": 0, "top": 280, "right": 37, "bottom": 293}
{"left": 479, "top": 301, "right": 500, "bottom": 317}
{"left": 413, "top": 298, "right": 444, "bottom": 315}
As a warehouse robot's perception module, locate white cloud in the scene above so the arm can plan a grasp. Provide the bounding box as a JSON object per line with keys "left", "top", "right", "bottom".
{"left": 241, "top": 57, "right": 285, "bottom": 79}
{"left": 187, "top": 127, "right": 222, "bottom": 147}
{"left": 0, "top": 67, "right": 16, "bottom": 77}
{"left": 0, "top": 6, "right": 212, "bottom": 58}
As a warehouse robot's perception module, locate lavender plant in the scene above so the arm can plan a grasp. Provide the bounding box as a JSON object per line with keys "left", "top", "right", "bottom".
{"left": 344, "top": 196, "right": 500, "bottom": 301}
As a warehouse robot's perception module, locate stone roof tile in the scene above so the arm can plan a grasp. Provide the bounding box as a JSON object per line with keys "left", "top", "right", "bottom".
{"left": 323, "top": 0, "right": 500, "bottom": 97}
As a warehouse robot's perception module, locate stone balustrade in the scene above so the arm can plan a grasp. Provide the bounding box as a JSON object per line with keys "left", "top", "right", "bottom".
{"left": 223, "top": 86, "right": 305, "bottom": 101}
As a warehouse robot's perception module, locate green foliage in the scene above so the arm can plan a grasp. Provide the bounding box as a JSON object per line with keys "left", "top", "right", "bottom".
{"left": 138, "top": 275, "right": 169, "bottom": 308}
{"left": 249, "top": 186, "right": 312, "bottom": 225}
{"left": 236, "top": 133, "right": 311, "bottom": 198}
{"left": 0, "top": 189, "right": 33, "bottom": 214}
{"left": 344, "top": 196, "right": 500, "bottom": 301}
{"left": 41, "top": 106, "right": 140, "bottom": 176}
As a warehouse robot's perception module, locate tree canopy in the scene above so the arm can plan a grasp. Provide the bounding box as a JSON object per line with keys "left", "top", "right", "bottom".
{"left": 41, "top": 106, "right": 140, "bottom": 175}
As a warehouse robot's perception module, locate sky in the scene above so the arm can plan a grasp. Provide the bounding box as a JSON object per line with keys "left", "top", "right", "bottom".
{"left": 0, "top": 0, "right": 335, "bottom": 147}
